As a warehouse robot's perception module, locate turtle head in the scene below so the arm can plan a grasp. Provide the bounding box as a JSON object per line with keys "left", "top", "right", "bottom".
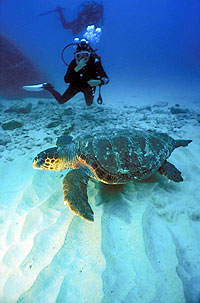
{"left": 33, "top": 147, "right": 74, "bottom": 171}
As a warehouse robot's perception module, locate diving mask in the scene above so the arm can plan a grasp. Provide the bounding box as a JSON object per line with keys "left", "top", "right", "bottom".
{"left": 75, "top": 51, "right": 91, "bottom": 62}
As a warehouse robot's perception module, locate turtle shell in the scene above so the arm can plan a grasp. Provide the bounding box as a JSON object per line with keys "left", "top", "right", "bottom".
{"left": 74, "top": 129, "right": 176, "bottom": 184}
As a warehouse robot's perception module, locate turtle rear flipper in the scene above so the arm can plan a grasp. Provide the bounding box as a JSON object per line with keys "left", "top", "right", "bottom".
{"left": 158, "top": 160, "right": 183, "bottom": 182}
{"left": 63, "top": 168, "right": 94, "bottom": 221}
{"left": 174, "top": 139, "right": 192, "bottom": 148}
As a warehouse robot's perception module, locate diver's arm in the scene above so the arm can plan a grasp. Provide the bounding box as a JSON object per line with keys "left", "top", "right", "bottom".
{"left": 87, "top": 57, "right": 109, "bottom": 87}
{"left": 94, "top": 58, "right": 109, "bottom": 85}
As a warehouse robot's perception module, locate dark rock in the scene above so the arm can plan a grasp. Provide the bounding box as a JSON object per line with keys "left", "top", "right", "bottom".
{"left": 44, "top": 137, "right": 53, "bottom": 144}
{"left": 46, "top": 121, "right": 60, "bottom": 128}
{"left": 153, "top": 102, "right": 168, "bottom": 107}
{"left": 63, "top": 108, "right": 73, "bottom": 116}
{"left": 5, "top": 103, "right": 32, "bottom": 114}
{"left": 2, "top": 120, "right": 23, "bottom": 130}
{"left": 54, "top": 130, "right": 60, "bottom": 136}
{"left": 0, "top": 136, "right": 11, "bottom": 145}
{"left": 18, "top": 103, "right": 32, "bottom": 114}
{"left": 170, "top": 107, "right": 189, "bottom": 114}
{"left": 153, "top": 109, "right": 166, "bottom": 114}
{"left": 0, "top": 34, "right": 48, "bottom": 99}
{"left": 38, "top": 100, "right": 46, "bottom": 105}
{"left": 6, "top": 157, "right": 14, "bottom": 161}
{"left": 80, "top": 113, "right": 93, "bottom": 120}
{"left": 196, "top": 114, "right": 200, "bottom": 123}
{"left": 63, "top": 124, "right": 74, "bottom": 135}
{"left": 136, "top": 106, "right": 152, "bottom": 113}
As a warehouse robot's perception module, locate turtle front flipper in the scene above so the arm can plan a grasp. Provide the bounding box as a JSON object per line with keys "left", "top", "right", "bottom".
{"left": 63, "top": 168, "right": 94, "bottom": 221}
{"left": 158, "top": 160, "right": 183, "bottom": 182}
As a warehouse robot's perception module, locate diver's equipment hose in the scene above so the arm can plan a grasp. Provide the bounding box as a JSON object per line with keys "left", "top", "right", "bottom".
{"left": 61, "top": 43, "right": 76, "bottom": 66}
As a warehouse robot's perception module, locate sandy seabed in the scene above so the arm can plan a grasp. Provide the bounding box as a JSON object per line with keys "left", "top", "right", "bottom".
{"left": 0, "top": 89, "right": 200, "bottom": 303}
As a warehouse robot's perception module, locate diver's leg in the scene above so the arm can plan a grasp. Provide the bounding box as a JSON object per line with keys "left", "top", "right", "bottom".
{"left": 43, "top": 83, "right": 63, "bottom": 103}
{"left": 60, "top": 85, "right": 80, "bottom": 104}
{"left": 44, "top": 83, "right": 79, "bottom": 104}
{"left": 56, "top": 7, "right": 74, "bottom": 29}
{"left": 82, "top": 86, "right": 95, "bottom": 106}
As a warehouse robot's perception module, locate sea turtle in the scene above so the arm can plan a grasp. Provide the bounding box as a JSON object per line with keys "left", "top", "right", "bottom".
{"left": 33, "top": 128, "right": 192, "bottom": 221}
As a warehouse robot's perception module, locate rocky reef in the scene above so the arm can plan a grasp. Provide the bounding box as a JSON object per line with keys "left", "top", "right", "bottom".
{"left": 0, "top": 34, "right": 48, "bottom": 99}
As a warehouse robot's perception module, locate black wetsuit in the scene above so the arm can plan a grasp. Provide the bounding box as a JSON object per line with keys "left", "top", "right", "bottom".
{"left": 45, "top": 54, "right": 109, "bottom": 106}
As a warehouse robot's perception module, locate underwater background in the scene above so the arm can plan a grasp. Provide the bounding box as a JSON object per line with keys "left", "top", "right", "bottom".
{"left": 0, "top": 1, "right": 200, "bottom": 303}
{"left": 1, "top": 0, "right": 200, "bottom": 100}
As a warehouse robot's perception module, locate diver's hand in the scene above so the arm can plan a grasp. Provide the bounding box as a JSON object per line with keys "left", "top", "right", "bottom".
{"left": 87, "top": 79, "right": 101, "bottom": 87}
{"left": 74, "top": 59, "right": 87, "bottom": 72}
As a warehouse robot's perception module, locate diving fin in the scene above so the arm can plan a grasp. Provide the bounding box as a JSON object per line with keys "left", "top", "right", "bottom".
{"left": 23, "top": 83, "right": 47, "bottom": 92}
{"left": 39, "top": 7, "right": 65, "bottom": 17}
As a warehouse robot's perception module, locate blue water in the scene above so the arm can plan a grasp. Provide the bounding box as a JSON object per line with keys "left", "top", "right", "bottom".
{"left": 1, "top": 0, "right": 200, "bottom": 100}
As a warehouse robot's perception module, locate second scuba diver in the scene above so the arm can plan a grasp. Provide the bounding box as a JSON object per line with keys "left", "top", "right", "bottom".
{"left": 56, "top": 1, "right": 103, "bottom": 36}
{"left": 24, "top": 40, "right": 109, "bottom": 106}
{"left": 39, "top": 1, "right": 104, "bottom": 36}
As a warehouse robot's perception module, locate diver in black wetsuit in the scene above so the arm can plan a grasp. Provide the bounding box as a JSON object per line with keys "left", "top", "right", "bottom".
{"left": 57, "top": 1, "right": 103, "bottom": 35}
{"left": 40, "top": 1, "right": 103, "bottom": 36}
{"left": 42, "top": 41, "right": 109, "bottom": 106}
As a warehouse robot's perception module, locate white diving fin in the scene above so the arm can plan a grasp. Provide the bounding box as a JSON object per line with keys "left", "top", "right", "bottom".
{"left": 23, "top": 83, "right": 47, "bottom": 92}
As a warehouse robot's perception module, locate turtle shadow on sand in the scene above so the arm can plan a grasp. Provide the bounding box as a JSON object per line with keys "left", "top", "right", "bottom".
{"left": 93, "top": 174, "right": 160, "bottom": 224}
{"left": 95, "top": 183, "right": 131, "bottom": 223}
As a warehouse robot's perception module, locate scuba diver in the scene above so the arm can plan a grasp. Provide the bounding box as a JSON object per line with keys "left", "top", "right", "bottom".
{"left": 40, "top": 1, "right": 104, "bottom": 36}
{"left": 23, "top": 40, "right": 109, "bottom": 106}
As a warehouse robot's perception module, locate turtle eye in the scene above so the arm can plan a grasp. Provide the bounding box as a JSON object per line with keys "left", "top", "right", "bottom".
{"left": 32, "top": 154, "right": 46, "bottom": 169}
{"left": 33, "top": 157, "right": 41, "bottom": 169}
